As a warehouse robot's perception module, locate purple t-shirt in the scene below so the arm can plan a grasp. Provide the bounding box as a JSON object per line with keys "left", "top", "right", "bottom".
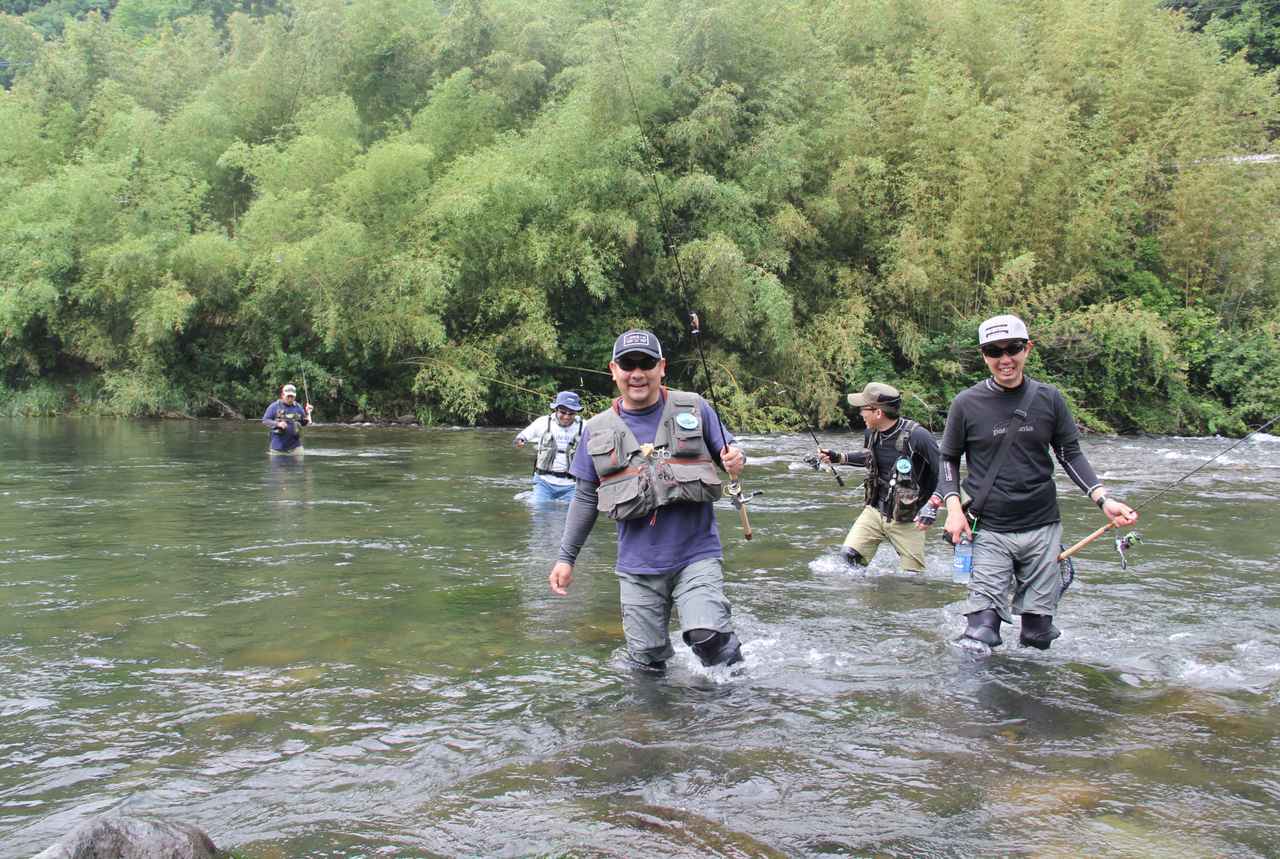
{"left": 570, "top": 395, "right": 735, "bottom": 575}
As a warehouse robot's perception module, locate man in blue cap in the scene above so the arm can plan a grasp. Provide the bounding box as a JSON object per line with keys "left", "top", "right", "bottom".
{"left": 548, "top": 329, "right": 748, "bottom": 673}
{"left": 514, "top": 390, "right": 585, "bottom": 503}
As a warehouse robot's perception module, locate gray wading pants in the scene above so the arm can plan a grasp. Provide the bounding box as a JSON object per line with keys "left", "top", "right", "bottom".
{"left": 966, "top": 521, "right": 1064, "bottom": 624}
{"left": 617, "top": 557, "right": 735, "bottom": 667}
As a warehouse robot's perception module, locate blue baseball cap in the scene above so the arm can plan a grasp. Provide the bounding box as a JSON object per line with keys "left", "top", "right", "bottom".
{"left": 552, "top": 391, "right": 583, "bottom": 412}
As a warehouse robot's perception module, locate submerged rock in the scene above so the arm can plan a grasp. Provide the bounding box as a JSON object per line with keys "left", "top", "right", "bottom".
{"left": 33, "top": 814, "right": 219, "bottom": 859}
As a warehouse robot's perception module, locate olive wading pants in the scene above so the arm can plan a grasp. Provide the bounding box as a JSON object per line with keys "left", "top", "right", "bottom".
{"left": 844, "top": 504, "right": 926, "bottom": 572}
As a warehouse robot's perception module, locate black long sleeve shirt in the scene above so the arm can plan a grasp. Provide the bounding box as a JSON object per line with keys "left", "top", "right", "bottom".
{"left": 938, "top": 377, "right": 1101, "bottom": 532}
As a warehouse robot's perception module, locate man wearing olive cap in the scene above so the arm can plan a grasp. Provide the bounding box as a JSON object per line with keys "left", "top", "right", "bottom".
{"left": 818, "top": 382, "right": 941, "bottom": 572}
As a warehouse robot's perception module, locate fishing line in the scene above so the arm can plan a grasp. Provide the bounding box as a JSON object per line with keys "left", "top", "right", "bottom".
{"left": 1060, "top": 413, "right": 1280, "bottom": 562}
{"left": 774, "top": 382, "right": 844, "bottom": 487}
{"left": 604, "top": 6, "right": 757, "bottom": 538}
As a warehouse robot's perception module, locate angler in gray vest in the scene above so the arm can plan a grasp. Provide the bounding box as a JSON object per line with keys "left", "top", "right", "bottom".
{"left": 514, "top": 391, "right": 584, "bottom": 503}
{"left": 548, "top": 329, "right": 748, "bottom": 673}
{"left": 940, "top": 314, "right": 1138, "bottom": 650}
{"left": 818, "top": 382, "right": 941, "bottom": 573}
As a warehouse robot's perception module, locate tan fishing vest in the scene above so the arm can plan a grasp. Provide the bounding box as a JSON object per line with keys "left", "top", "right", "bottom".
{"left": 585, "top": 389, "right": 724, "bottom": 521}
{"left": 536, "top": 415, "right": 581, "bottom": 474}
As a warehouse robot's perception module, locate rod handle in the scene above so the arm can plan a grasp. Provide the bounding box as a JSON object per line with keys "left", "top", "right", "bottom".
{"left": 1058, "top": 522, "right": 1116, "bottom": 561}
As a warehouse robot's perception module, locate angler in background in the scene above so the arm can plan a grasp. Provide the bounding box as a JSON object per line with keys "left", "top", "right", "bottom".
{"left": 261, "top": 383, "right": 313, "bottom": 456}
{"left": 548, "top": 329, "right": 748, "bottom": 673}
{"left": 514, "top": 391, "right": 586, "bottom": 504}
{"left": 939, "top": 314, "right": 1137, "bottom": 651}
{"left": 817, "top": 382, "right": 941, "bottom": 573}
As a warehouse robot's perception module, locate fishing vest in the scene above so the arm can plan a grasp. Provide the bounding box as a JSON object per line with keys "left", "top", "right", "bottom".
{"left": 585, "top": 389, "right": 724, "bottom": 521}
{"left": 864, "top": 418, "right": 924, "bottom": 523}
{"left": 535, "top": 415, "right": 582, "bottom": 475}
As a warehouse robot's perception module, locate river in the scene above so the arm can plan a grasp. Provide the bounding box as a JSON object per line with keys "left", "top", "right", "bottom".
{"left": 1, "top": 419, "right": 1278, "bottom": 857}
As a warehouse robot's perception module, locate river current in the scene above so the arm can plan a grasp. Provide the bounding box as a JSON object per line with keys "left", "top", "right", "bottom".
{"left": 1, "top": 419, "right": 1278, "bottom": 857}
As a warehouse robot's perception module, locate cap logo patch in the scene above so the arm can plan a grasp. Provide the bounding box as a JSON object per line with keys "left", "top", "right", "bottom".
{"left": 621, "top": 332, "right": 650, "bottom": 348}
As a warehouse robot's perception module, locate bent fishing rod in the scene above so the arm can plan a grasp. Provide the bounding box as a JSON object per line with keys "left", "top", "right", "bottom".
{"left": 774, "top": 383, "right": 844, "bottom": 487}
{"left": 1059, "top": 413, "right": 1280, "bottom": 562}
{"left": 605, "top": 10, "right": 758, "bottom": 538}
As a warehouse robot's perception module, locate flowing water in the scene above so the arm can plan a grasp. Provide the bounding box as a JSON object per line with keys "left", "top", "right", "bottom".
{"left": 2, "top": 419, "right": 1279, "bottom": 857}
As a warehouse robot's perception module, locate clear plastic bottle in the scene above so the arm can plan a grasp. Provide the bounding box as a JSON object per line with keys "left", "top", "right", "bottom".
{"left": 951, "top": 537, "right": 973, "bottom": 584}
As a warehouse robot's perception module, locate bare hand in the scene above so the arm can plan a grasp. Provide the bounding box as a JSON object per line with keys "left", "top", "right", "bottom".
{"left": 515, "top": 438, "right": 526, "bottom": 448}
{"left": 720, "top": 445, "right": 746, "bottom": 478}
{"left": 276, "top": 420, "right": 288, "bottom": 430}
{"left": 305, "top": 403, "right": 314, "bottom": 415}
{"left": 1102, "top": 498, "right": 1138, "bottom": 527}
{"left": 549, "top": 561, "right": 573, "bottom": 595}
{"left": 943, "top": 497, "right": 972, "bottom": 545}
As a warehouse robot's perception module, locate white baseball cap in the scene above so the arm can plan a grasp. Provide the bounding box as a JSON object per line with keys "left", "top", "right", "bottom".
{"left": 978, "top": 314, "right": 1029, "bottom": 345}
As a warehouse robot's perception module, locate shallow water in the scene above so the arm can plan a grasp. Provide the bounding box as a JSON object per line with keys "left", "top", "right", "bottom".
{"left": 1, "top": 419, "right": 1278, "bottom": 857}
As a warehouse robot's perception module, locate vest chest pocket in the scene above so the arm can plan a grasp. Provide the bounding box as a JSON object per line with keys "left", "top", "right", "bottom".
{"left": 656, "top": 460, "right": 723, "bottom": 506}
{"left": 598, "top": 467, "right": 656, "bottom": 521}
{"left": 668, "top": 423, "right": 706, "bottom": 457}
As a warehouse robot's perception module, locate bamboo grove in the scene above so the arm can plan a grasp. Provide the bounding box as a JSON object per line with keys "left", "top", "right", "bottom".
{"left": 1, "top": 0, "right": 1278, "bottom": 433}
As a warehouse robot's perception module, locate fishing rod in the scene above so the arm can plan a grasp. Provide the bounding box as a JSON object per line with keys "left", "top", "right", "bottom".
{"left": 300, "top": 370, "right": 311, "bottom": 418}
{"left": 605, "top": 10, "right": 758, "bottom": 539}
{"left": 1059, "top": 413, "right": 1280, "bottom": 563}
{"left": 774, "top": 383, "right": 844, "bottom": 487}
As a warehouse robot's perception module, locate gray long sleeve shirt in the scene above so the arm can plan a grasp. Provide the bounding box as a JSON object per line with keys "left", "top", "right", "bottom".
{"left": 938, "top": 377, "right": 1101, "bottom": 532}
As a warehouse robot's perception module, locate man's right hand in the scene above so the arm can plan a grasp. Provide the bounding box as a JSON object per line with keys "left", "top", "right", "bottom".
{"left": 943, "top": 497, "right": 972, "bottom": 545}
{"left": 514, "top": 438, "right": 526, "bottom": 448}
{"left": 549, "top": 562, "right": 573, "bottom": 595}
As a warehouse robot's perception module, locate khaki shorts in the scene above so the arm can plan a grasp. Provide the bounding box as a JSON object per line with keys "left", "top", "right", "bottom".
{"left": 844, "top": 504, "right": 927, "bottom": 572}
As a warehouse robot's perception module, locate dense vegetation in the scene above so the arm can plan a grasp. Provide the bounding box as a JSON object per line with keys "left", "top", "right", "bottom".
{"left": 1, "top": 0, "right": 1278, "bottom": 434}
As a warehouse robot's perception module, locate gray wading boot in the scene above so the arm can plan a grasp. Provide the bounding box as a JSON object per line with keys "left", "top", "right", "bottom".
{"left": 961, "top": 609, "right": 1003, "bottom": 647}
{"left": 686, "top": 629, "right": 744, "bottom": 668}
{"left": 1019, "top": 614, "right": 1061, "bottom": 650}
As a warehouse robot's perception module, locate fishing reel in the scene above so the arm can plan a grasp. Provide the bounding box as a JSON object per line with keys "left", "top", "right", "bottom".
{"left": 1115, "top": 531, "right": 1142, "bottom": 570}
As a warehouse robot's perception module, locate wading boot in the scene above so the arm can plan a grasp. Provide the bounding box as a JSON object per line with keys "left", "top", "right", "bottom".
{"left": 961, "top": 609, "right": 1003, "bottom": 648}
{"left": 841, "top": 547, "right": 867, "bottom": 568}
{"left": 1018, "top": 614, "right": 1061, "bottom": 650}
{"left": 686, "top": 629, "right": 744, "bottom": 667}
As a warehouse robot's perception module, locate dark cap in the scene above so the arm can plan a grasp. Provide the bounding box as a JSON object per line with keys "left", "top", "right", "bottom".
{"left": 612, "top": 329, "right": 663, "bottom": 361}
{"left": 847, "top": 382, "right": 901, "bottom": 408}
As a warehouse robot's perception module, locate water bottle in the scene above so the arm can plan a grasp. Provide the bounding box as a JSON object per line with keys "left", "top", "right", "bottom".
{"left": 951, "top": 537, "right": 973, "bottom": 584}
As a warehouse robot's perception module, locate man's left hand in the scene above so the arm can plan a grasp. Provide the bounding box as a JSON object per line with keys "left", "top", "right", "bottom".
{"left": 1102, "top": 498, "right": 1138, "bottom": 527}
{"left": 720, "top": 444, "right": 746, "bottom": 478}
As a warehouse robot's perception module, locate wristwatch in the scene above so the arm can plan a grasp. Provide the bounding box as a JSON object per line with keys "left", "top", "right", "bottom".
{"left": 1094, "top": 493, "right": 1108, "bottom": 509}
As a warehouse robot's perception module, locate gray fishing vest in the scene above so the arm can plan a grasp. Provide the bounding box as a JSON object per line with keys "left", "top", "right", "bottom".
{"left": 535, "top": 415, "right": 581, "bottom": 475}
{"left": 585, "top": 389, "right": 724, "bottom": 521}
{"left": 865, "top": 418, "right": 924, "bottom": 522}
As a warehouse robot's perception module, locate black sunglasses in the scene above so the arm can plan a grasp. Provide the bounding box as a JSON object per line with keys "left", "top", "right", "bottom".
{"left": 980, "top": 340, "right": 1027, "bottom": 359}
{"left": 616, "top": 354, "right": 659, "bottom": 371}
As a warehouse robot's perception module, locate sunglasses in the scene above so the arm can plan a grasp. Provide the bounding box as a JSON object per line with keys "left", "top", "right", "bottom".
{"left": 615, "top": 354, "right": 659, "bottom": 371}
{"left": 980, "top": 340, "right": 1027, "bottom": 359}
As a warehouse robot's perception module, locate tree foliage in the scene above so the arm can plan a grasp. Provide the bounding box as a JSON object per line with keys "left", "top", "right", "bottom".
{"left": 0, "top": 0, "right": 1277, "bottom": 432}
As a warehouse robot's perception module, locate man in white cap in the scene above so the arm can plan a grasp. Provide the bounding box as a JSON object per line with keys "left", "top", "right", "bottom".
{"left": 817, "top": 381, "right": 941, "bottom": 573}
{"left": 938, "top": 314, "right": 1137, "bottom": 650}
{"left": 548, "top": 329, "right": 748, "bottom": 673}
{"left": 514, "top": 391, "right": 585, "bottom": 503}
{"left": 261, "top": 383, "right": 313, "bottom": 455}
